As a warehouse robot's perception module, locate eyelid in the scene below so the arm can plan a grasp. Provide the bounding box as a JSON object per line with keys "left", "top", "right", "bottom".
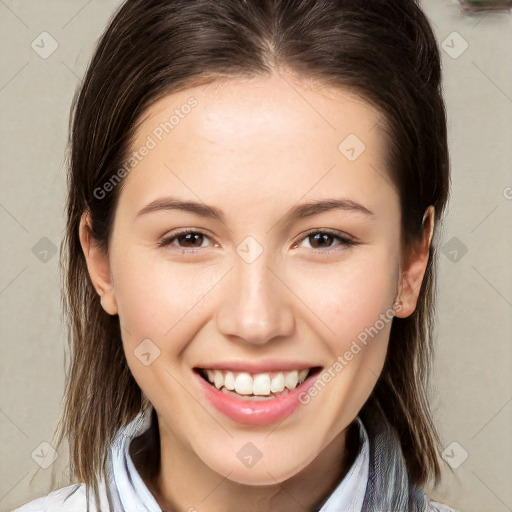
{"left": 299, "top": 227, "right": 355, "bottom": 242}
{"left": 158, "top": 227, "right": 358, "bottom": 254}
{"left": 293, "top": 228, "right": 357, "bottom": 250}
{"left": 158, "top": 228, "right": 217, "bottom": 251}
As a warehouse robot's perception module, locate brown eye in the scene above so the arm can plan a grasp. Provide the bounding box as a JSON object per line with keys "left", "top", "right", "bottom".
{"left": 308, "top": 232, "right": 337, "bottom": 249}
{"left": 297, "top": 230, "right": 356, "bottom": 251}
{"left": 158, "top": 230, "right": 212, "bottom": 251}
{"left": 175, "top": 232, "right": 206, "bottom": 248}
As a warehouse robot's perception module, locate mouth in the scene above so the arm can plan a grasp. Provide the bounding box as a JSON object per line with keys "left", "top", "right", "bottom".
{"left": 195, "top": 367, "right": 320, "bottom": 401}
{"left": 194, "top": 365, "right": 322, "bottom": 425}
{"left": 194, "top": 366, "right": 322, "bottom": 426}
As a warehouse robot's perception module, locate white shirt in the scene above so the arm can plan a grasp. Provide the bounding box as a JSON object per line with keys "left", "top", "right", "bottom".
{"left": 13, "top": 406, "right": 370, "bottom": 512}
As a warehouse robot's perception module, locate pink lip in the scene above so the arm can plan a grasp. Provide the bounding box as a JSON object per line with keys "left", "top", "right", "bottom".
{"left": 194, "top": 368, "right": 320, "bottom": 426}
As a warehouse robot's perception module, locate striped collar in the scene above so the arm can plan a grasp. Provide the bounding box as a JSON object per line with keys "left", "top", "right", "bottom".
{"left": 104, "top": 405, "right": 369, "bottom": 511}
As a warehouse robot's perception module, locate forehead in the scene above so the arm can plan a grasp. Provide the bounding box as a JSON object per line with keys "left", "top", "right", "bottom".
{"left": 118, "top": 73, "right": 397, "bottom": 218}
{"left": 138, "top": 74, "right": 383, "bottom": 152}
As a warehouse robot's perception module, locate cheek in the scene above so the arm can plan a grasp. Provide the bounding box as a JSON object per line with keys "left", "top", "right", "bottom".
{"left": 285, "top": 251, "right": 398, "bottom": 450}
{"left": 111, "top": 252, "right": 221, "bottom": 354}
{"left": 110, "top": 253, "right": 220, "bottom": 409}
{"left": 289, "top": 248, "right": 398, "bottom": 353}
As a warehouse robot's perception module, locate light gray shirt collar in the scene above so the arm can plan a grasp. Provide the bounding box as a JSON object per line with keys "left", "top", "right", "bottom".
{"left": 107, "top": 405, "right": 370, "bottom": 512}
{"left": 12, "top": 405, "right": 370, "bottom": 512}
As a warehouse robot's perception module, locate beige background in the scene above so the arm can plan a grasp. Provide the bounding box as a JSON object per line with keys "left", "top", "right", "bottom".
{"left": 0, "top": 1, "right": 511, "bottom": 511}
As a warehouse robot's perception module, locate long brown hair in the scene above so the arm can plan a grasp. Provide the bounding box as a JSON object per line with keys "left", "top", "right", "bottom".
{"left": 51, "top": 0, "right": 450, "bottom": 500}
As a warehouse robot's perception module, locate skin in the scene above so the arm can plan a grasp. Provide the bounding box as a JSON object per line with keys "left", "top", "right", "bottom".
{"left": 79, "top": 71, "right": 434, "bottom": 512}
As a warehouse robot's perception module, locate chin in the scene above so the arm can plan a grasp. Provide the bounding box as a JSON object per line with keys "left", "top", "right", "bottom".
{"left": 198, "top": 441, "right": 316, "bottom": 486}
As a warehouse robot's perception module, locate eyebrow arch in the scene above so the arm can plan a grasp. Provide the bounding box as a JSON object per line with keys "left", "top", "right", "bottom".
{"left": 136, "top": 197, "right": 226, "bottom": 222}
{"left": 135, "top": 196, "right": 375, "bottom": 223}
{"left": 284, "top": 198, "right": 375, "bottom": 222}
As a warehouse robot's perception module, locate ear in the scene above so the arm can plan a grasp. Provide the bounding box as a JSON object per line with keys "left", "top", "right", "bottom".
{"left": 394, "top": 206, "right": 435, "bottom": 319}
{"left": 78, "top": 211, "right": 118, "bottom": 315}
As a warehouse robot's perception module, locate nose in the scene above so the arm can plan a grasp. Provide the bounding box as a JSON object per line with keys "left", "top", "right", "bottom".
{"left": 215, "top": 253, "right": 295, "bottom": 346}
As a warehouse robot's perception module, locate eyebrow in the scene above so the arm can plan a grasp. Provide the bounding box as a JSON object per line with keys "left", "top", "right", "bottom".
{"left": 136, "top": 197, "right": 226, "bottom": 222}
{"left": 135, "top": 196, "right": 375, "bottom": 223}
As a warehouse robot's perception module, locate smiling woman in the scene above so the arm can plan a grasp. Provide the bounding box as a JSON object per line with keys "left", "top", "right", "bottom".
{"left": 14, "top": 1, "right": 455, "bottom": 511}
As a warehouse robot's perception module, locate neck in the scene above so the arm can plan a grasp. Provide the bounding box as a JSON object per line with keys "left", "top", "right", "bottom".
{"left": 132, "top": 417, "right": 360, "bottom": 512}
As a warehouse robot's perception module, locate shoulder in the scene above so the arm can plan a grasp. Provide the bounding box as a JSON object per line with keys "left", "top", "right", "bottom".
{"left": 428, "top": 499, "right": 459, "bottom": 512}
{"left": 11, "top": 483, "right": 92, "bottom": 512}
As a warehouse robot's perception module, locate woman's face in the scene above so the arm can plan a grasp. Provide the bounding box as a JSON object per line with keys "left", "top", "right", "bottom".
{"left": 82, "top": 73, "right": 426, "bottom": 485}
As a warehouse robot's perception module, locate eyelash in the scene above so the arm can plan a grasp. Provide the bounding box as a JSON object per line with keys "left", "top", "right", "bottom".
{"left": 157, "top": 228, "right": 357, "bottom": 254}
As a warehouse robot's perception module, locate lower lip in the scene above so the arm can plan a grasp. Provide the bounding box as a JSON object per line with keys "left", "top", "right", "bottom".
{"left": 194, "top": 371, "right": 318, "bottom": 426}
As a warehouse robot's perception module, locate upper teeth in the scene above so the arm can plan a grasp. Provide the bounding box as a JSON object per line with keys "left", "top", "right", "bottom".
{"left": 204, "top": 369, "right": 309, "bottom": 396}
